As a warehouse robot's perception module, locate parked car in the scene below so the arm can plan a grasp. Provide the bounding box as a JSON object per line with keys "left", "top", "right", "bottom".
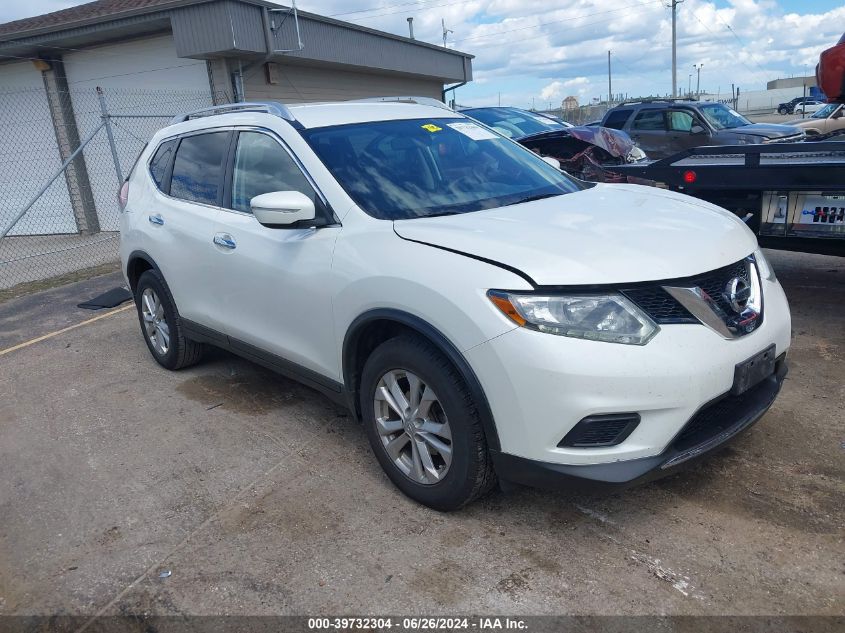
{"left": 460, "top": 106, "right": 647, "bottom": 182}
{"left": 777, "top": 96, "right": 812, "bottom": 115}
{"left": 120, "top": 99, "right": 791, "bottom": 510}
{"left": 792, "top": 100, "right": 826, "bottom": 115}
{"left": 600, "top": 100, "right": 805, "bottom": 159}
{"left": 789, "top": 103, "right": 845, "bottom": 135}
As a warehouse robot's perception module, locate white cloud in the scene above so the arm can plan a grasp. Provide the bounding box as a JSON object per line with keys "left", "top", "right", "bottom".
{"left": 540, "top": 77, "right": 589, "bottom": 102}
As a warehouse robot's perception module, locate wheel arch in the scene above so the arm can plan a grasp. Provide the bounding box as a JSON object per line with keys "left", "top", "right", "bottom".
{"left": 126, "top": 250, "right": 161, "bottom": 293}
{"left": 342, "top": 309, "right": 501, "bottom": 452}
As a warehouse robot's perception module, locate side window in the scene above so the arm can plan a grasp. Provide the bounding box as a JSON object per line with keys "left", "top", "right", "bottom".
{"left": 632, "top": 110, "right": 666, "bottom": 131}
{"left": 230, "top": 131, "right": 316, "bottom": 213}
{"left": 603, "top": 109, "right": 632, "bottom": 130}
{"left": 149, "top": 139, "right": 176, "bottom": 191}
{"left": 667, "top": 111, "right": 694, "bottom": 132}
{"left": 169, "top": 132, "right": 229, "bottom": 205}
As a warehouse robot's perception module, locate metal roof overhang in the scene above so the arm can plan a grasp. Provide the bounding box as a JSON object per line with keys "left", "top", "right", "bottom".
{"left": 0, "top": 0, "right": 472, "bottom": 84}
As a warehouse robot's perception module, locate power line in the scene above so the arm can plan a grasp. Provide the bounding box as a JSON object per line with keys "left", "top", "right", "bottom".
{"left": 332, "top": 0, "right": 478, "bottom": 22}
{"left": 688, "top": 10, "right": 770, "bottom": 85}
{"left": 329, "top": 0, "right": 454, "bottom": 18}
{"left": 455, "top": 0, "right": 666, "bottom": 44}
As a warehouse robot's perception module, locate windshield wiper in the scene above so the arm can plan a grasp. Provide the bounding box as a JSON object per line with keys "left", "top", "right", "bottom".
{"left": 507, "top": 192, "right": 563, "bottom": 206}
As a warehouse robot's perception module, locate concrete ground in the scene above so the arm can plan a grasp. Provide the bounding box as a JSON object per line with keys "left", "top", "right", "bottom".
{"left": 0, "top": 250, "right": 842, "bottom": 618}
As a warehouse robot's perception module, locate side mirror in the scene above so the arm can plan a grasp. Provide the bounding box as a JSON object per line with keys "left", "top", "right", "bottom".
{"left": 251, "top": 191, "right": 316, "bottom": 228}
{"left": 541, "top": 156, "right": 561, "bottom": 169}
{"left": 690, "top": 124, "right": 706, "bottom": 134}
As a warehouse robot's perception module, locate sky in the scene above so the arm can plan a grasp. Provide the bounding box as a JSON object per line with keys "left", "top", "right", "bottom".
{"left": 1, "top": 0, "right": 843, "bottom": 108}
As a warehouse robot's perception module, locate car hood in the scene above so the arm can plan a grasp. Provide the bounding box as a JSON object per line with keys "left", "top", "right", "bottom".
{"left": 518, "top": 126, "right": 637, "bottom": 159}
{"left": 734, "top": 123, "right": 803, "bottom": 138}
{"left": 393, "top": 184, "right": 757, "bottom": 286}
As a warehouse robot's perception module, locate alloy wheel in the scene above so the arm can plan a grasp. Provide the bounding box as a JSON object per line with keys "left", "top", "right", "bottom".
{"left": 141, "top": 287, "right": 170, "bottom": 355}
{"left": 373, "top": 369, "right": 453, "bottom": 485}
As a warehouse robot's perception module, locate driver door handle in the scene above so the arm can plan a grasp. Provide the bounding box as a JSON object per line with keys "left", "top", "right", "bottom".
{"left": 213, "top": 233, "right": 236, "bottom": 250}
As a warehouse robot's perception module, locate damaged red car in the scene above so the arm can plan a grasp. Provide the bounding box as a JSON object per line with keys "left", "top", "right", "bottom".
{"left": 460, "top": 106, "right": 648, "bottom": 182}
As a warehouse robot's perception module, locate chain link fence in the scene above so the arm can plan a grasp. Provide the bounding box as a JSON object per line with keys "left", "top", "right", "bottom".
{"left": 544, "top": 104, "right": 610, "bottom": 126}
{"left": 0, "top": 87, "right": 227, "bottom": 293}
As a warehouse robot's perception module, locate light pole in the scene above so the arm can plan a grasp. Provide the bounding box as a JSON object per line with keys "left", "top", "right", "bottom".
{"left": 688, "top": 74, "right": 692, "bottom": 98}
{"left": 669, "top": 0, "right": 685, "bottom": 97}
{"left": 693, "top": 63, "right": 703, "bottom": 100}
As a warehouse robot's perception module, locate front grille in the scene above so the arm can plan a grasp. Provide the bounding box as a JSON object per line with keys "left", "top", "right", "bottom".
{"left": 621, "top": 287, "right": 694, "bottom": 323}
{"left": 622, "top": 258, "right": 751, "bottom": 325}
{"left": 672, "top": 370, "right": 779, "bottom": 453}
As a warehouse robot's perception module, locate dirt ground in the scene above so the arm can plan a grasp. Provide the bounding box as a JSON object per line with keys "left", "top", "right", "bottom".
{"left": 0, "top": 249, "right": 842, "bottom": 620}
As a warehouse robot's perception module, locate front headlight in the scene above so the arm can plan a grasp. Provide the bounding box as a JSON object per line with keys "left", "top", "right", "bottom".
{"left": 753, "top": 249, "right": 776, "bottom": 281}
{"left": 488, "top": 291, "right": 659, "bottom": 345}
{"left": 627, "top": 146, "right": 647, "bottom": 162}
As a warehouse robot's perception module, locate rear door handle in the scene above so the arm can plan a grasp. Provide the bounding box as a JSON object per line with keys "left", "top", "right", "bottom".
{"left": 148, "top": 214, "right": 164, "bottom": 226}
{"left": 213, "top": 233, "right": 236, "bottom": 250}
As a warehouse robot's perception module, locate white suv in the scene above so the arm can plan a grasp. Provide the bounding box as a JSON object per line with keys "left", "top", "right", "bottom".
{"left": 119, "top": 100, "right": 791, "bottom": 510}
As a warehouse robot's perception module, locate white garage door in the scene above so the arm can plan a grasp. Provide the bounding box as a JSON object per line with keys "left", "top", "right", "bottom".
{"left": 0, "top": 62, "right": 76, "bottom": 236}
{"left": 63, "top": 34, "right": 214, "bottom": 231}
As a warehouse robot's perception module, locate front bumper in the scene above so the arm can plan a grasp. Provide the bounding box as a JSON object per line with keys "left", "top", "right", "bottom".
{"left": 492, "top": 357, "right": 787, "bottom": 492}
{"left": 466, "top": 275, "right": 791, "bottom": 467}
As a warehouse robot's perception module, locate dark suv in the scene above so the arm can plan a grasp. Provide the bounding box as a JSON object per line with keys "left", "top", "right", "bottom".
{"left": 778, "top": 97, "right": 811, "bottom": 115}
{"left": 600, "top": 100, "right": 804, "bottom": 159}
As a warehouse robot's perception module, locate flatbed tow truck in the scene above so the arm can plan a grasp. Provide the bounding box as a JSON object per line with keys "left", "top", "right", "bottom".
{"left": 608, "top": 34, "right": 845, "bottom": 257}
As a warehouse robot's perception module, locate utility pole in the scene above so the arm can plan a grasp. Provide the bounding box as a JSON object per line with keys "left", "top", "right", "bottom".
{"left": 669, "top": 0, "right": 684, "bottom": 97}
{"left": 694, "top": 63, "right": 703, "bottom": 99}
{"left": 688, "top": 74, "right": 691, "bottom": 97}
{"left": 607, "top": 50, "right": 612, "bottom": 107}
{"left": 498, "top": 92, "right": 501, "bottom": 106}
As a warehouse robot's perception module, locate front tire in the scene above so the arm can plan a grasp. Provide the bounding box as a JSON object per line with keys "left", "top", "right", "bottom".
{"left": 134, "top": 269, "right": 203, "bottom": 370}
{"left": 360, "top": 336, "right": 496, "bottom": 511}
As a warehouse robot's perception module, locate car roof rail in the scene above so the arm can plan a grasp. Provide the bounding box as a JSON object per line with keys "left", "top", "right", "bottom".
{"left": 616, "top": 97, "right": 697, "bottom": 106}
{"left": 352, "top": 96, "right": 455, "bottom": 111}
{"left": 169, "top": 102, "right": 297, "bottom": 125}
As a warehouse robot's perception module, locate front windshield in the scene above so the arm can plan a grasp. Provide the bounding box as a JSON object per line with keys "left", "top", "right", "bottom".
{"left": 812, "top": 103, "right": 838, "bottom": 119}
{"left": 302, "top": 117, "right": 582, "bottom": 220}
{"left": 697, "top": 103, "right": 752, "bottom": 130}
{"left": 461, "top": 107, "right": 568, "bottom": 139}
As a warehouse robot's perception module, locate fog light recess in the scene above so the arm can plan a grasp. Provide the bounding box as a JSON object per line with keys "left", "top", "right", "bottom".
{"left": 559, "top": 413, "right": 641, "bottom": 448}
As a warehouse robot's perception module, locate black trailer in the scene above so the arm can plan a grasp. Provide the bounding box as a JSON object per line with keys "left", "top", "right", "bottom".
{"left": 609, "top": 141, "right": 845, "bottom": 256}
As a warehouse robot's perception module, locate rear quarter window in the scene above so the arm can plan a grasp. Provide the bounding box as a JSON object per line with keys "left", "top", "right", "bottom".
{"left": 148, "top": 139, "right": 177, "bottom": 191}
{"left": 602, "top": 109, "right": 633, "bottom": 130}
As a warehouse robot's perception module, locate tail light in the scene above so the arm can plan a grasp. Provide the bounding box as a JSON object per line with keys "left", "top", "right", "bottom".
{"left": 118, "top": 181, "right": 129, "bottom": 211}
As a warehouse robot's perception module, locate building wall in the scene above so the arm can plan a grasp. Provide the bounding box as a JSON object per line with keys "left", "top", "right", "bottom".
{"left": 243, "top": 62, "right": 442, "bottom": 103}
{"left": 767, "top": 76, "right": 817, "bottom": 90}
{"left": 0, "top": 61, "right": 76, "bottom": 236}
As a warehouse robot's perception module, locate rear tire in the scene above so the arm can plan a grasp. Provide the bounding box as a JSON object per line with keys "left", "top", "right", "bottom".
{"left": 360, "top": 335, "right": 496, "bottom": 511}
{"left": 134, "top": 269, "right": 203, "bottom": 370}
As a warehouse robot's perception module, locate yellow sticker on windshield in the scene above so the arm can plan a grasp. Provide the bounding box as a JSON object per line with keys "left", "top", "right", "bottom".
{"left": 421, "top": 123, "right": 442, "bottom": 132}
